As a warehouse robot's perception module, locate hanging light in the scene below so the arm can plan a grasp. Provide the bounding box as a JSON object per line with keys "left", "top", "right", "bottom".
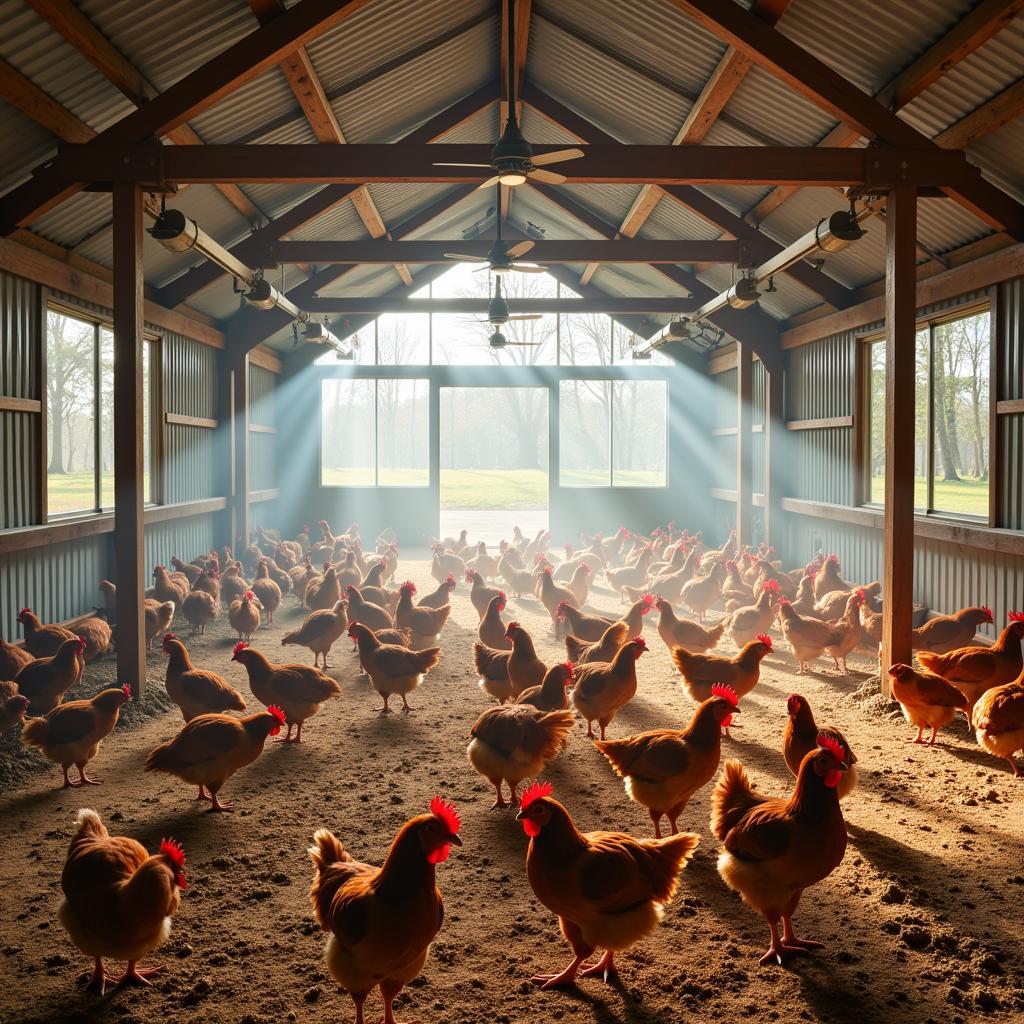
{"left": 244, "top": 277, "right": 277, "bottom": 311}
{"left": 727, "top": 274, "right": 761, "bottom": 309}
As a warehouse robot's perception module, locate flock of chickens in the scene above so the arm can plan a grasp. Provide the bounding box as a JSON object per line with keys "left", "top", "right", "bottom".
{"left": 3, "top": 518, "right": 1023, "bottom": 1022}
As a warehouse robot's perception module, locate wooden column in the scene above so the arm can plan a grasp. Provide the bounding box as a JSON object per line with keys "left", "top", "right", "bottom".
{"left": 880, "top": 183, "right": 917, "bottom": 694}
{"left": 736, "top": 343, "right": 754, "bottom": 550}
{"left": 763, "top": 363, "right": 785, "bottom": 549}
{"left": 112, "top": 182, "right": 146, "bottom": 696}
{"left": 230, "top": 349, "right": 250, "bottom": 554}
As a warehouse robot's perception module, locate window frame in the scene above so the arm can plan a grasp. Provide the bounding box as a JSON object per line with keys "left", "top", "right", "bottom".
{"left": 319, "top": 376, "right": 431, "bottom": 489}
{"left": 857, "top": 297, "right": 992, "bottom": 524}
{"left": 45, "top": 300, "right": 161, "bottom": 522}
{"left": 558, "top": 377, "right": 670, "bottom": 489}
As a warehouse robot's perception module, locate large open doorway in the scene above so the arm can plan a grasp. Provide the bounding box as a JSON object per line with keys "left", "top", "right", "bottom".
{"left": 439, "top": 386, "right": 548, "bottom": 545}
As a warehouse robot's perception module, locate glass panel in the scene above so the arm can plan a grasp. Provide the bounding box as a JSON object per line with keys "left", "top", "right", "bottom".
{"left": 377, "top": 379, "right": 429, "bottom": 486}
{"left": 321, "top": 379, "right": 375, "bottom": 485}
{"left": 931, "top": 311, "right": 990, "bottom": 517}
{"left": 560, "top": 311, "right": 613, "bottom": 365}
{"left": 868, "top": 331, "right": 928, "bottom": 507}
{"left": 98, "top": 331, "right": 152, "bottom": 509}
{"left": 376, "top": 313, "right": 429, "bottom": 365}
{"left": 46, "top": 310, "right": 97, "bottom": 516}
{"left": 612, "top": 380, "right": 667, "bottom": 486}
{"left": 559, "top": 379, "right": 611, "bottom": 486}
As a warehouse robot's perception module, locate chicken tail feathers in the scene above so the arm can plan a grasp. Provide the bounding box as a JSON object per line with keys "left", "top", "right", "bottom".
{"left": 642, "top": 831, "right": 700, "bottom": 904}
{"left": 707, "top": 621, "right": 726, "bottom": 645}
{"left": 19, "top": 716, "right": 49, "bottom": 749}
{"left": 710, "top": 759, "right": 765, "bottom": 841}
{"left": 308, "top": 828, "right": 353, "bottom": 930}
{"left": 564, "top": 635, "right": 586, "bottom": 662}
{"left": 915, "top": 650, "right": 944, "bottom": 674}
{"left": 143, "top": 741, "right": 173, "bottom": 774}
{"left": 280, "top": 629, "right": 302, "bottom": 646}
{"left": 593, "top": 738, "right": 631, "bottom": 777}
{"left": 73, "top": 807, "right": 107, "bottom": 839}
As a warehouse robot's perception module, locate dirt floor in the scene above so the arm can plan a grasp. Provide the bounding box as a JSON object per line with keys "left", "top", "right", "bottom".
{"left": 1, "top": 555, "right": 1022, "bottom": 1024}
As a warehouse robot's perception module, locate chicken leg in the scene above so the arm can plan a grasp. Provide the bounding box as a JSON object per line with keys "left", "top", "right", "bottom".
{"left": 115, "top": 961, "right": 163, "bottom": 989}
{"left": 578, "top": 949, "right": 616, "bottom": 982}
{"left": 380, "top": 976, "right": 411, "bottom": 1024}
{"left": 531, "top": 921, "right": 595, "bottom": 989}
{"left": 84, "top": 955, "right": 112, "bottom": 995}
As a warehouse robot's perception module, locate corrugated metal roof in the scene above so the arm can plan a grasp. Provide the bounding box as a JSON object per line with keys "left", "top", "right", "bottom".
{"left": 969, "top": 118, "right": 1024, "bottom": 205}
{"left": 639, "top": 197, "right": 723, "bottom": 243}
{"left": 433, "top": 103, "right": 500, "bottom": 144}
{"left": 0, "top": 102, "right": 54, "bottom": 195}
{"left": 367, "top": 183, "right": 453, "bottom": 229}
{"left": 555, "top": 184, "right": 639, "bottom": 230}
{"left": 31, "top": 191, "right": 111, "bottom": 250}
{"left": 777, "top": 0, "right": 973, "bottom": 95}
{"left": 288, "top": 194, "right": 367, "bottom": 242}
{"left": 722, "top": 66, "right": 834, "bottom": 149}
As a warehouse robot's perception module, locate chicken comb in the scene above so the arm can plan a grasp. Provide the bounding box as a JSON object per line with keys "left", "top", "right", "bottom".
{"left": 429, "top": 795, "right": 461, "bottom": 835}
{"left": 543, "top": 565, "right": 554, "bottom": 575}
{"left": 506, "top": 621, "right": 521, "bottom": 634}
{"left": 233, "top": 641, "right": 249, "bottom": 656}
{"left": 120, "top": 683, "right": 132, "bottom": 701}
{"left": 755, "top": 633, "right": 773, "bottom": 649}
{"left": 711, "top": 682, "right": 738, "bottom": 706}
{"left": 445, "top": 573, "right": 456, "bottom": 585}
{"left": 400, "top": 580, "right": 417, "bottom": 594}
{"left": 563, "top": 660, "right": 574, "bottom": 675}
{"left": 816, "top": 731, "right": 845, "bottom": 762}
{"left": 18, "top": 606, "right": 31, "bottom": 616}
{"left": 160, "top": 837, "right": 186, "bottom": 870}
{"left": 161, "top": 632, "right": 178, "bottom": 646}
{"left": 244, "top": 590, "right": 255, "bottom": 600}
{"left": 1010, "top": 611, "right": 1024, "bottom": 622}
{"left": 533, "top": 554, "right": 545, "bottom": 565}
{"left": 762, "top": 579, "right": 781, "bottom": 593}
{"left": 267, "top": 705, "right": 287, "bottom": 726}
{"left": 464, "top": 570, "right": 476, "bottom": 581}
{"left": 497, "top": 591, "right": 506, "bottom": 604}
{"left": 642, "top": 593, "right": 655, "bottom": 606}
{"left": 856, "top": 587, "right": 866, "bottom": 600}
{"left": 555, "top": 601, "right": 570, "bottom": 617}
{"left": 520, "top": 780, "right": 552, "bottom": 811}
{"left": 632, "top": 635, "right": 648, "bottom": 651}
{"left": 778, "top": 597, "right": 792, "bottom": 607}
{"left": 828, "top": 554, "right": 840, "bottom": 564}
{"left": 980, "top": 605, "right": 993, "bottom": 619}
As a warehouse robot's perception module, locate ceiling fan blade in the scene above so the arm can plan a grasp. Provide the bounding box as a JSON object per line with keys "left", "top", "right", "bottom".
{"left": 443, "top": 253, "right": 488, "bottom": 262}
{"left": 510, "top": 264, "right": 546, "bottom": 273}
{"left": 503, "top": 341, "right": 543, "bottom": 345}
{"left": 475, "top": 174, "right": 502, "bottom": 191}
{"left": 528, "top": 168, "right": 567, "bottom": 185}
{"left": 472, "top": 264, "right": 494, "bottom": 272}
{"left": 505, "top": 240, "right": 534, "bottom": 258}
{"left": 508, "top": 313, "right": 544, "bottom": 321}
{"left": 433, "top": 162, "right": 493, "bottom": 168}
{"left": 531, "top": 147, "right": 585, "bottom": 166}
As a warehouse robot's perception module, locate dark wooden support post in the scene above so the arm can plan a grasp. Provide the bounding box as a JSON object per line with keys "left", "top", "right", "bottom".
{"left": 763, "top": 363, "right": 785, "bottom": 549}
{"left": 880, "top": 183, "right": 917, "bottom": 694}
{"left": 229, "top": 349, "right": 250, "bottom": 554}
{"left": 736, "top": 344, "right": 753, "bottom": 550}
{"left": 112, "top": 182, "right": 146, "bottom": 697}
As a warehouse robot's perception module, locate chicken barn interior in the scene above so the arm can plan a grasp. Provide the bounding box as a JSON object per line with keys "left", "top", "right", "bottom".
{"left": 1, "top": 1, "right": 1024, "bottom": 1022}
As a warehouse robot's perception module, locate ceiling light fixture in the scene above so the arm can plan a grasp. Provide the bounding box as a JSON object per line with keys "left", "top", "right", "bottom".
{"left": 727, "top": 275, "right": 761, "bottom": 309}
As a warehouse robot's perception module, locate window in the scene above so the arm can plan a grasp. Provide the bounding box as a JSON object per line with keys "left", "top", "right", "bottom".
{"left": 559, "top": 379, "right": 668, "bottom": 487}
{"left": 46, "top": 308, "right": 155, "bottom": 518}
{"left": 321, "top": 378, "right": 429, "bottom": 487}
{"left": 864, "top": 306, "right": 989, "bottom": 518}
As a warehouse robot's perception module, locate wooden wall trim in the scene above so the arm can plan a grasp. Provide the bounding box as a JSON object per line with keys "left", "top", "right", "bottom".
{"left": 0, "top": 237, "right": 225, "bottom": 349}
{"left": 710, "top": 487, "right": 737, "bottom": 501}
{"left": 248, "top": 422, "right": 277, "bottom": 434}
{"left": 165, "top": 412, "right": 218, "bottom": 429}
{"left": 711, "top": 425, "right": 737, "bottom": 436}
{"left": 0, "top": 396, "right": 41, "bottom": 413}
{"left": 0, "top": 497, "right": 228, "bottom": 555}
{"left": 786, "top": 415, "right": 854, "bottom": 430}
{"left": 780, "top": 242, "right": 1024, "bottom": 350}
{"left": 782, "top": 497, "right": 1024, "bottom": 557}
{"left": 996, "top": 398, "right": 1024, "bottom": 415}
{"left": 249, "top": 345, "right": 283, "bottom": 373}
{"left": 248, "top": 488, "right": 280, "bottom": 503}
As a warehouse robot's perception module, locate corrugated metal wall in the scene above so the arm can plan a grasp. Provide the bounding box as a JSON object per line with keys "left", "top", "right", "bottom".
{"left": 165, "top": 333, "right": 218, "bottom": 502}
{"left": 249, "top": 363, "right": 276, "bottom": 493}
{"left": 781, "top": 280, "right": 1022, "bottom": 639}
{"left": 0, "top": 270, "right": 40, "bottom": 528}
{"left": 0, "top": 267, "right": 274, "bottom": 640}
{"left": 997, "top": 277, "right": 1024, "bottom": 529}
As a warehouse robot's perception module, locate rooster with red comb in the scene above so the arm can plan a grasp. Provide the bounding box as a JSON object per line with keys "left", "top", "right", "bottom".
{"left": 711, "top": 734, "right": 849, "bottom": 966}
{"left": 516, "top": 782, "right": 698, "bottom": 988}
{"left": 309, "top": 796, "right": 462, "bottom": 1024}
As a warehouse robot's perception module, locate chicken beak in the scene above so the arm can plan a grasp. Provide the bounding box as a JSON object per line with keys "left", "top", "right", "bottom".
{"left": 731, "top": 706, "right": 742, "bottom": 714}
{"left": 839, "top": 761, "right": 849, "bottom": 772}
{"left": 514, "top": 809, "right": 525, "bottom": 822}
{"left": 447, "top": 833, "right": 463, "bottom": 847}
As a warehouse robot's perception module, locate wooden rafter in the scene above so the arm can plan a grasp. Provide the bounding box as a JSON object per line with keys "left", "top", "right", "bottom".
{"left": 0, "top": 0, "right": 373, "bottom": 234}
{"left": 523, "top": 86, "right": 856, "bottom": 309}
{"left": 529, "top": 183, "right": 781, "bottom": 366}
{"left": 247, "top": 0, "right": 411, "bottom": 284}
{"left": 227, "top": 184, "right": 480, "bottom": 355}
{"left": 577, "top": 0, "right": 793, "bottom": 284}
{"left": 154, "top": 85, "right": 497, "bottom": 310}
{"left": 934, "top": 76, "right": 1024, "bottom": 149}
{"left": 684, "top": 0, "right": 1024, "bottom": 234}
{"left": 25, "top": 0, "right": 261, "bottom": 222}
{"left": 0, "top": 57, "right": 95, "bottom": 143}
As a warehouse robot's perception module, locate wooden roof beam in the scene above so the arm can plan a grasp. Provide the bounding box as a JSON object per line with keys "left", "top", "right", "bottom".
{"left": 153, "top": 84, "right": 497, "bottom": 309}
{"left": 576, "top": 0, "right": 795, "bottom": 282}
{"left": 934, "top": 76, "right": 1024, "bottom": 149}
{"left": 522, "top": 85, "right": 856, "bottom": 309}
{"left": 0, "top": 0, "right": 374, "bottom": 234}
{"left": 0, "top": 57, "right": 95, "bottom": 143}
{"left": 700, "top": 0, "right": 1024, "bottom": 232}
{"left": 248, "top": 0, "right": 411, "bottom": 284}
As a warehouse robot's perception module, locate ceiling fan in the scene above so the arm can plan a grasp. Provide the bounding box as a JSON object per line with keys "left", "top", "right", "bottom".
{"left": 433, "top": 0, "right": 584, "bottom": 190}
{"left": 481, "top": 274, "right": 543, "bottom": 329}
{"left": 487, "top": 328, "right": 540, "bottom": 349}
{"left": 444, "top": 182, "right": 544, "bottom": 274}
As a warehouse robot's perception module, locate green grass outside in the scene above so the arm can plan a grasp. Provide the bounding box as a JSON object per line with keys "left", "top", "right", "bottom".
{"left": 870, "top": 475, "right": 989, "bottom": 517}
{"left": 321, "top": 467, "right": 666, "bottom": 509}
{"left": 47, "top": 471, "right": 150, "bottom": 516}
